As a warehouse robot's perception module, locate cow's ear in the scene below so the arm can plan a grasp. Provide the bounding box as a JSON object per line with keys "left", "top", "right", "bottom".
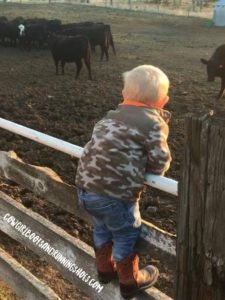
{"left": 201, "top": 58, "right": 208, "bottom": 65}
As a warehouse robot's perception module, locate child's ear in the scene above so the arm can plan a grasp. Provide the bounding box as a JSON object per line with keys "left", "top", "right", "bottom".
{"left": 159, "top": 96, "right": 169, "bottom": 108}
{"left": 164, "top": 96, "right": 169, "bottom": 105}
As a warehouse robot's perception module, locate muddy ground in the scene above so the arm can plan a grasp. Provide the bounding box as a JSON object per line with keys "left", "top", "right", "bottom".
{"left": 0, "top": 3, "right": 225, "bottom": 299}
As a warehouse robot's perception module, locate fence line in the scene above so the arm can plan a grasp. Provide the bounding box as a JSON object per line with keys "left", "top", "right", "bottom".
{"left": 78, "top": 0, "right": 214, "bottom": 18}
{"left": 0, "top": 117, "right": 178, "bottom": 196}
{"left": 1, "top": 0, "right": 214, "bottom": 19}
{"left": 0, "top": 150, "right": 176, "bottom": 256}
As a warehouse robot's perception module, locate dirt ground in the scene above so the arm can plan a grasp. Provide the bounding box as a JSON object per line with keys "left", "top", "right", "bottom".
{"left": 1, "top": 3, "right": 225, "bottom": 299}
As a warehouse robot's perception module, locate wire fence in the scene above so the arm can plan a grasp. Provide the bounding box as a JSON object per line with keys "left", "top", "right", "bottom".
{"left": 81, "top": 0, "right": 215, "bottom": 18}
{"left": 1, "top": 0, "right": 215, "bottom": 19}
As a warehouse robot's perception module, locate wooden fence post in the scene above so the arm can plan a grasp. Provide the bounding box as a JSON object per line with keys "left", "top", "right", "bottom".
{"left": 176, "top": 112, "right": 225, "bottom": 300}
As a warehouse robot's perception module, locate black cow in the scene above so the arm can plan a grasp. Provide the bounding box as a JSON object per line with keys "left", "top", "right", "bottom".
{"left": 0, "top": 21, "right": 19, "bottom": 46}
{"left": 19, "top": 19, "right": 62, "bottom": 49}
{"left": 0, "top": 21, "right": 6, "bottom": 44}
{"left": 201, "top": 44, "right": 225, "bottom": 99}
{"left": 78, "top": 22, "right": 116, "bottom": 56}
{"left": 19, "top": 23, "right": 48, "bottom": 49}
{"left": 58, "top": 23, "right": 77, "bottom": 31}
{"left": 61, "top": 23, "right": 110, "bottom": 61}
{"left": 48, "top": 34, "right": 92, "bottom": 80}
{"left": 24, "top": 18, "right": 61, "bottom": 32}
{"left": 46, "top": 19, "right": 62, "bottom": 33}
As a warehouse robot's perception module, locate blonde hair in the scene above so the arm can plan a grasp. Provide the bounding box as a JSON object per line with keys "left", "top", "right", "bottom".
{"left": 122, "top": 65, "right": 169, "bottom": 104}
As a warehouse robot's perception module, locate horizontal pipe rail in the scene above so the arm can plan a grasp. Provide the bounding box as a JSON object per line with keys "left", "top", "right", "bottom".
{"left": 0, "top": 117, "right": 178, "bottom": 196}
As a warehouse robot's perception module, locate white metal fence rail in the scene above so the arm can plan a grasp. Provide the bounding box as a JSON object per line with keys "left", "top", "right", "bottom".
{"left": 0, "top": 117, "right": 178, "bottom": 196}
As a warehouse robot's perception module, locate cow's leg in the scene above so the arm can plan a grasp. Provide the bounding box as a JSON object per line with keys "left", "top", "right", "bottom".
{"left": 19, "top": 38, "right": 25, "bottom": 50}
{"left": 217, "top": 79, "right": 225, "bottom": 99}
{"left": 4, "top": 37, "right": 9, "bottom": 47}
{"left": 54, "top": 59, "right": 59, "bottom": 75}
{"left": 105, "top": 46, "right": 109, "bottom": 61}
{"left": 101, "top": 44, "right": 109, "bottom": 61}
{"left": 75, "top": 60, "right": 83, "bottom": 80}
{"left": 61, "top": 61, "right": 65, "bottom": 75}
{"left": 13, "top": 38, "right": 17, "bottom": 47}
{"left": 91, "top": 45, "right": 95, "bottom": 54}
{"left": 100, "top": 45, "right": 104, "bottom": 61}
{"left": 25, "top": 40, "right": 30, "bottom": 51}
{"left": 84, "top": 57, "right": 92, "bottom": 80}
{"left": 5, "top": 38, "right": 8, "bottom": 47}
{"left": 19, "top": 37, "right": 25, "bottom": 50}
{"left": 213, "top": 79, "right": 225, "bottom": 111}
{"left": 110, "top": 33, "right": 116, "bottom": 55}
{"left": 27, "top": 41, "right": 31, "bottom": 51}
{"left": 38, "top": 40, "right": 43, "bottom": 49}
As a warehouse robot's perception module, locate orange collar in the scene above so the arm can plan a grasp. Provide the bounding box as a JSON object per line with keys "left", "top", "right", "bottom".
{"left": 119, "top": 99, "right": 151, "bottom": 107}
{"left": 119, "top": 99, "right": 171, "bottom": 123}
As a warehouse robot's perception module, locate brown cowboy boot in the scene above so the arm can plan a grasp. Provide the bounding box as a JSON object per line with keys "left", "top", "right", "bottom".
{"left": 116, "top": 253, "right": 159, "bottom": 299}
{"left": 95, "top": 242, "right": 117, "bottom": 283}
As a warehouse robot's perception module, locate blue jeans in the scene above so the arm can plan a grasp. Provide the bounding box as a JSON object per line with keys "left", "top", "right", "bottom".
{"left": 77, "top": 188, "right": 142, "bottom": 262}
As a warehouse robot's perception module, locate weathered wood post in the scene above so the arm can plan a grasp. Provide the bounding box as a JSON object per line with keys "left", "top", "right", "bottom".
{"left": 176, "top": 112, "right": 225, "bottom": 300}
{"left": 128, "top": 0, "right": 131, "bottom": 9}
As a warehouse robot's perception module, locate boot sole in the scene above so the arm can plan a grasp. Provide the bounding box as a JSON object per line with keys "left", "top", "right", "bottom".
{"left": 98, "top": 271, "right": 118, "bottom": 284}
{"left": 121, "top": 268, "right": 159, "bottom": 299}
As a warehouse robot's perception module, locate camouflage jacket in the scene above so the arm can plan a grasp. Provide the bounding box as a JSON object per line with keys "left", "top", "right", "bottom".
{"left": 75, "top": 104, "right": 172, "bottom": 203}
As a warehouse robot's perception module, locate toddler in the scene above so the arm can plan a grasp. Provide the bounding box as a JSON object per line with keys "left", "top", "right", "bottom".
{"left": 76, "top": 65, "right": 172, "bottom": 299}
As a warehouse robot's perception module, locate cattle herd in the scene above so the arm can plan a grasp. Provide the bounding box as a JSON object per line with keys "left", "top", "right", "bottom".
{"left": 0, "top": 16, "right": 116, "bottom": 79}
{"left": 2, "top": 14, "right": 225, "bottom": 97}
